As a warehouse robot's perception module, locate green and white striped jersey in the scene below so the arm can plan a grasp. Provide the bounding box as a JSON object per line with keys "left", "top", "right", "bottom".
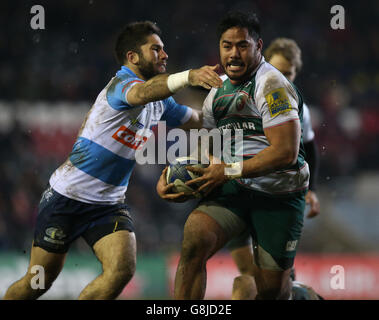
{"left": 202, "top": 57, "right": 309, "bottom": 195}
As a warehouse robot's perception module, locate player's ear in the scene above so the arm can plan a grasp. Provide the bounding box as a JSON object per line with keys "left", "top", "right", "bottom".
{"left": 256, "top": 38, "right": 263, "bottom": 51}
{"left": 126, "top": 50, "right": 139, "bottom": 65}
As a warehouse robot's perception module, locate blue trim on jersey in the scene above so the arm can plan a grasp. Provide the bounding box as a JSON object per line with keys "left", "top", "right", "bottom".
{"left": 106, "top": 66, "right": 144, "bottom": 111}
{"left": 69, "top": 137, "right": 135, "bottom": 186}
{"left": 117, "top": 66, "right": 138, "bottom": 78}
{"left": 161, "top": 97, "right": 190, "bottom": 127}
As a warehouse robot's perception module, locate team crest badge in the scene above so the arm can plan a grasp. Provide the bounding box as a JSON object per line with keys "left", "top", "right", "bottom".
{"left": 236, "top": 94, "right": 247, "bottom": 111}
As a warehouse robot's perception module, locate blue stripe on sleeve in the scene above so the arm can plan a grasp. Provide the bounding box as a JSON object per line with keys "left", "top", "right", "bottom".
{"left": 106, "top": 76, "right": 143, "bottom": 111}
{"left": 106, "top": 67, "right": 144, "bottom": 111}
{"left": 161, "top": 97, "right": 191, "bottom": 127}
{"left": 69, "top": 137, "right": 135, "bottom": 186}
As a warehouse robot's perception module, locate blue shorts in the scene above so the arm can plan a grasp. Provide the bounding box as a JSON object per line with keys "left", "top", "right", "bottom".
{"left": 33, "top": 186, "right": 134, "bottom": 254}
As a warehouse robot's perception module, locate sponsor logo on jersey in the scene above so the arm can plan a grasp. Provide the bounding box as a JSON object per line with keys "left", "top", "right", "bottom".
{"left": 286, "top": 240, "right": 298, "bottom": 251}
{"left": 130, "top": 118, "right": 144, "bottom": 130}
{"left": 112, "top": 126, "right": 148, "bottom": 150}
{"left": 219, "top": 121, "right": 256, "bottom": 131}
{"left": 265, "top": 88, "right": 292, "bottom": 117}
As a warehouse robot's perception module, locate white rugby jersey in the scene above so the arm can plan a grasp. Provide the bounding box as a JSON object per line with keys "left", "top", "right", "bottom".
{"left": 302, "top": 103, "right": 315, "bottom": 143}
{"left": 49, "top": 66, "right": 192, "bottom": 204}
{"left": 210, "top": 77, "right": 315, "bottom": 143}
{"left": 202, "top": 57, "right": 309, "bottom": 195}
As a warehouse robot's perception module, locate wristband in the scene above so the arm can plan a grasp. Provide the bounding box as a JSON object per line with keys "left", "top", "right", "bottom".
{"left": 224, "top": 162, "right": 243, "bottom": 180}
{"left": 167, "top": 70, "right": 190, "bottom": 93}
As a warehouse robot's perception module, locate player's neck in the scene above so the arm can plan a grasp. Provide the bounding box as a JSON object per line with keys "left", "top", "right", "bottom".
{"left": 229, "top": 69, "right": 255, "bottom": 86}
{"left": 124, "top": 63, "right": 146, "bottom": 80}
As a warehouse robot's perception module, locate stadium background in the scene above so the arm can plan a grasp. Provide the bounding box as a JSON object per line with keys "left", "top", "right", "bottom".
{"left": 1, "top": 0, "right": 378, "bottom": 299}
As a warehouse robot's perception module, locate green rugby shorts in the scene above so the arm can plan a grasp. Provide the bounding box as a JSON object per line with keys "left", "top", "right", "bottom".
{"left": 197, "top": 180, "right": 305, "bottom": 271}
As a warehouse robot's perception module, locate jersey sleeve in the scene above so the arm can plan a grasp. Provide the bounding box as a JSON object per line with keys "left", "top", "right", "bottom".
{"left": 202, "top": 88, "right": 217, "bottom": 129}
{"left": 106, "top": 76, "right": 144, "bottom": 110}
{"left": 161, "top": 96, "right": 192, "bottom": 127}
{"left": 302, "top": 103, "right": 315, "bottom": 143}
{"left": 254, "top": 70, "right": 300, "bottom": 129}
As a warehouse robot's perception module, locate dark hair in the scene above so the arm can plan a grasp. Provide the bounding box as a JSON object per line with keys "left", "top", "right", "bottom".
{"left": 217, "top": 11, "right": 261, "bottom": 41}
{"left": 115, "top": 21, "right": 161, "bottom": 65}
{"left": 264, "top": 38, "right": 303, "bottom": 72}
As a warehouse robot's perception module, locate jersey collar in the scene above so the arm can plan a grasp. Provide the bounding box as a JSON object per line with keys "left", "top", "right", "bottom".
{"left": 117, "top": 66, "right": 141, "bottom": 79}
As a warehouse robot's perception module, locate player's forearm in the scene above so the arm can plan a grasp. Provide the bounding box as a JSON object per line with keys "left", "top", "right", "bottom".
{"left": 127, "top": 66, "right": 221, "bottom": 106}
{"left": 239, "top": 145, "right": 298, "bottom": 179}
{"left": 236, "top": 120, "right": 301, "bottom": 179}
{"left": 129, "top": 74, "right": 172, "bottom": 106}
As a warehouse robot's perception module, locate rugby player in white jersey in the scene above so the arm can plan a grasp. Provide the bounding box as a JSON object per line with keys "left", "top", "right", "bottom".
{"left": 157, "top": 12, "right": 310, "bottom": 300}
{"left": 3, "top": 21, "right": 222, "bottom": 300}
{"left": 229, "top": 37, "right": 321, "bottom": 300}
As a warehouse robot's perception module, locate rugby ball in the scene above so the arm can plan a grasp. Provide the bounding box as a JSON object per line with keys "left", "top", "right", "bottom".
{"left": 166, "top": 157, "right": 206, "bottom": 196}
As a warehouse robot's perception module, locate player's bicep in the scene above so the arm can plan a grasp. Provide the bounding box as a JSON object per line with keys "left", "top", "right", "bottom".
{"left": 107, "top": 77, "right": 144, "bottom": 109}
{"left": 264, "top": 118, "right": 301, "bottom": 163}
{"left": 125, "top": 81, "right": 146, "bottom": 106}
{"left": 124, "top": 81, "right": 146, "bottom": 106}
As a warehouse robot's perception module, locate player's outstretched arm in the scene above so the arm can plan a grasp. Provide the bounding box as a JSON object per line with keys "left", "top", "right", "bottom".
{"left": 127, "top": 65, "right": 222, "bottom": 106}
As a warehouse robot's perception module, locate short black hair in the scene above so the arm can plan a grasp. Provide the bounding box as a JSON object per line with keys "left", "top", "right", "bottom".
{"left": 115, "top": 21, "right": 161, "bottom": 65}
{"left": 217, "top": 11, "right": 261, "bottom": 41}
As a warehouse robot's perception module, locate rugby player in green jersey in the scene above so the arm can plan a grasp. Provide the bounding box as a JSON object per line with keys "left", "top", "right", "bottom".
{"left": 157, "top": 11, "right": 309, "bottom": 299}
